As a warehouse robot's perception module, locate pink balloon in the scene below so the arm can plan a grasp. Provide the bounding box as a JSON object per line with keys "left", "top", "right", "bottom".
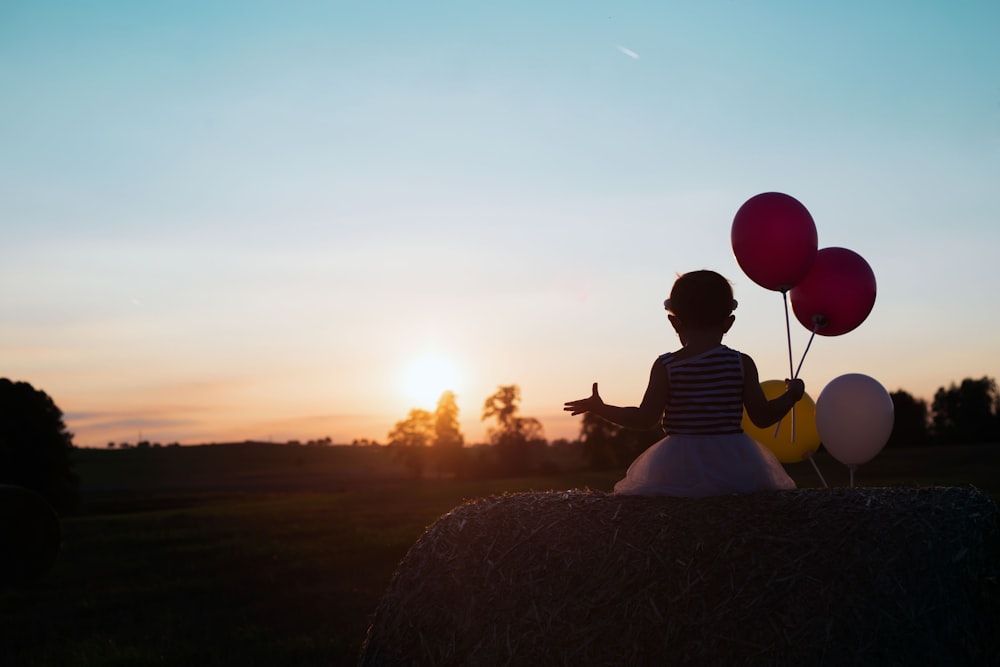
{"left": 731, "top": 192, "right": 818, "bottom": 292}
{"left": 816, "top": 373, "right": 893, "bottom": 466}
{"left": 790, "top": 247, "right": 876, "bottom": 336}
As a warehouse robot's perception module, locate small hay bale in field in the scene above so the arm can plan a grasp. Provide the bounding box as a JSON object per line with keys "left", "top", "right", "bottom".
{"left": 359, "top": 487, "right": 999, "bottom": 666}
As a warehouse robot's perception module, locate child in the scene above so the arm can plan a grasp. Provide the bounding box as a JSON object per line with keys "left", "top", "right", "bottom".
{"left": 564, "top": 270, "right": 802, "bottom": 497}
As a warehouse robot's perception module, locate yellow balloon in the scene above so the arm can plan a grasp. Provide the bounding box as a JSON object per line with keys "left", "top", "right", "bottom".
{"left": 741, "top": 379, "right": 821, "bottom": 463}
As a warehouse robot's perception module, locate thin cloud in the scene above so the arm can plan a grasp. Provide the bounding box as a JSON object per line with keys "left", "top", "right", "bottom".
{"left": 616, "top": 45, "right": 640, "bottom": 59}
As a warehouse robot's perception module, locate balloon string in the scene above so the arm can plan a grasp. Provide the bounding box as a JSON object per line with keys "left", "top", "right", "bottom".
{"left": 778, "top": 291, "right": 796, "bottom": 441}
{"left": 804, "top": 451, "right": 828, "bottom": 488}
{"left": 782, "top": 290, "right": 794, "bottom": 378}
{"left": 773, "top": 404, "right": 793, "bottom": 440}
{"left": 794, "top": 327, "right": 818, "bottom": 379}
{"left": 849, "top": 464, "right": 856, "bottom": 488}
{"left": 774, "top": 324, "right": 819, "bottom": 439}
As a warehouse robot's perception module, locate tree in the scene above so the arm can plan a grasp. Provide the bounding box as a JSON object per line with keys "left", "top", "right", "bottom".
{"left": 433, "top": 391, "right": 464, "bottom": 449}
{"left": 482, "top": 385, "right": 520, "bottom": 433}
{"left": 387, "top": 408, "right": 434, "bottom": 477}
{"left": 0, "top": 378, "right": 79, "bottom": 514}
{"left": 931, "top": 377, "right": 999, "bottom": 444}
{"left": 431, "top": 391, "right": 465, "bottom": 477}
{"left": 481, "top": 385, "right": 546, "bottom": 476}
{"left": 577, "top": 411, "right": 662, "bottom": 470}
{"left": 580, "top": 411, "right": 622, "bottom": 470}
{"left": 887, "top": 390, "right": 930, "bottom": 447}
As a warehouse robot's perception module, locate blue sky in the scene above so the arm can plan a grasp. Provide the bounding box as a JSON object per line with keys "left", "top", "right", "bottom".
{"left": 2, "top": 1, "right": 998, "bottom": 446}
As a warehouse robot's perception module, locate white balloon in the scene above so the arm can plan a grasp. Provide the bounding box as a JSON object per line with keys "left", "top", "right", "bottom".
{"left": 816, "top": 374, "right": 894, "bottom": 466}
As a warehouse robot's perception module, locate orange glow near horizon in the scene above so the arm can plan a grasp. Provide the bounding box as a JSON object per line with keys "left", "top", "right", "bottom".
{"left": 399, "top": 353, "right": 461, "bottom": 410}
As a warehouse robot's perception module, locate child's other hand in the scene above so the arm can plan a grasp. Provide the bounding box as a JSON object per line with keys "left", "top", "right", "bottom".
{"left": 785, "top": 378, "right": 805, "bottom": 402}
{"left": 564, "top": 382, "right": 604, "bottom": 416}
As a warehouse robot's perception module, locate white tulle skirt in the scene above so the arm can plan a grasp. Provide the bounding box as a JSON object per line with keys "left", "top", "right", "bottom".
{"left": 613, "top": 432, "right": 796, "bottom": 498}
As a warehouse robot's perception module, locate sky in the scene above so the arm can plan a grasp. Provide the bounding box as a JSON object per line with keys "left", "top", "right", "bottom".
{"left": 2, "top": 1, "right": 998, "bottom": 447}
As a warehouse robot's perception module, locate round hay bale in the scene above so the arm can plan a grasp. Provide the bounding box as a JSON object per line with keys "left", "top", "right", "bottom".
{"left": 360, "top": 487, "right": 999, "bottom": 666}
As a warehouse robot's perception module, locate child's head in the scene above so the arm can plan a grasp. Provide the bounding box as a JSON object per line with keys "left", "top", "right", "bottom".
{"left": 665, "top": 270, "right": 737, "bottom": 329}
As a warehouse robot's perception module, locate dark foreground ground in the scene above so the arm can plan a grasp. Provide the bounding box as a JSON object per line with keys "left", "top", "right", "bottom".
{"left": 2, "top": 444, "right": 998, "bottom": 666}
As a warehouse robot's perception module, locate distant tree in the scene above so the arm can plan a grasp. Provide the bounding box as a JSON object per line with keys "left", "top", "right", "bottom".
{"left": 580, "top": 411, "right": 622, "bottom": 470}
{"left": 887, "top": 390, "right": 930, "bottom": 447}
{"left": 387, "top": 408, "right": 434, "bottom": 477}
{"left": 481, "top": 385, "right": 546, "bottom": 476}
{"left": 432, "top": 391, "right": 465, "bottom": 477}
{"left": 621, "top": 428, "right": 663, "bottom": 464}
{"left": 0, "top": 378, "right": 80, "bottom": 514}
{"left": 931, "top": 377, "right": 1000, "bottom": 444}
{"left": 388, "top": 409, "right": 434, "bottom": 448}
{"left": 433, "top": 391, "right": 464, "bottom": 449}
{"left": 576, "top": 410, "right": 663, "bottom": 470}
{"left": 482, "top": 385, "right": 520, "bottom": 433}
{"left": 538, "top": 437, "right": 581, "bottom": 475}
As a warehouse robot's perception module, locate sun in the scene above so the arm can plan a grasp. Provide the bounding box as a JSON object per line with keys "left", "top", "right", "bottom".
{"left": 400, "top": 353, "right": 460, "bottom": 408}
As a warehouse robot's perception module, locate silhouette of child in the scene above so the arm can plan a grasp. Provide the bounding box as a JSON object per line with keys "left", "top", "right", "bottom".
{"left": 564, "top": 270, "right": 802, "bottom": 497}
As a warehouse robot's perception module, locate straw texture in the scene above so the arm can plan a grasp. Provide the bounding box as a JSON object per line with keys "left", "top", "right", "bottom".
{"left": 360, "top": 487, "right": 999, "bottom": 666}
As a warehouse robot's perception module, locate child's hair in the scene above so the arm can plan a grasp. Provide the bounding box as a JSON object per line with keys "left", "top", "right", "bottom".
{"left": 665, "top": 270, "right": 737, "bottom": 328}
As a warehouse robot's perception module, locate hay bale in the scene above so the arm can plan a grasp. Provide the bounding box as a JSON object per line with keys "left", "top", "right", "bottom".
{"left": 359, "top": 487, "right": 999, "bottom": 666}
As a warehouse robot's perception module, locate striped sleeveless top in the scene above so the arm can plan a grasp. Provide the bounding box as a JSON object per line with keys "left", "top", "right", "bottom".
{"left": 658, "top": 345, "right": 745, "bottom": 435}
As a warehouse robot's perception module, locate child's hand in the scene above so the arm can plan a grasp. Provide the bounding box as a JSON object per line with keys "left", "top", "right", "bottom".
{"left": 785, "top": 378, "right": 805, "bottom": 402}
{"left": 564, "top": 382, "right": 604, "bottom": 416}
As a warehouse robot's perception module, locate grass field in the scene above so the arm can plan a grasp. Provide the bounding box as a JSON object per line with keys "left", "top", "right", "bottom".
{"left": 2, "top": 443, "right": 998, "bottom": 666}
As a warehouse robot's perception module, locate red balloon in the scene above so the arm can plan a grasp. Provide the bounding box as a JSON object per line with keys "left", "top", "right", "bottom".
{"left": 790, "top": 247, "right": 876, "bottom": 336}
{"left": 731, "top": 192, "right": 818, "bottom": 292}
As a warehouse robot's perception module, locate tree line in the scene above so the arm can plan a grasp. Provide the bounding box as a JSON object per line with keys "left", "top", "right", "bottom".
{"left": 385, "top": 385, "right": 549, "bottom": 479}
{"left": 383, "top": 376, "right": 1000, "bottom": 479}
{"left": 3, "top": 375, "right": 1000, "bottom": 513}
{"left": 888, "top": 377, "right": 1000, "bottom": 447}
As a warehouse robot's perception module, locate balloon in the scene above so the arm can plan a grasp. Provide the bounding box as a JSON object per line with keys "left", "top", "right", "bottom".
{"left": 815, "top": 374, "right": 894, "bottom": 466}
{"left": 0, "top": 484, "right": 61, "bottom": 584}
{"left": 742, "top": 380, "right": 821, "bottom": 463}
{"left": 731, "top": 192, "right": 818, "bottom": 292}
{"left": 790, "top": 247, "right": 876, "bottom": 336}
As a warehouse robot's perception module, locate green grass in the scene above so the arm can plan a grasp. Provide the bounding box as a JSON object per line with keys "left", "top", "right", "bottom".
{"left": 3, "top": 445, "right": 998, "bottom": 666}
{"left": 2, "top": 471, "right": 617, "bottom": 667}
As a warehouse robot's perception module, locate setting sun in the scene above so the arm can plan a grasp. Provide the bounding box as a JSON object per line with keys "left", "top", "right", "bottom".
{"left": 401, "top": 353, "right": 460, "bottom": 408}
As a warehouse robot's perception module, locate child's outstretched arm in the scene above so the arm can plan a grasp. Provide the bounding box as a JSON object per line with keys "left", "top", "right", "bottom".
{"left": 563, "top": 362, "right": 669, "bottom": 430}
{"left": 741, "top": 353, "right": 805, "bottom": 428}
